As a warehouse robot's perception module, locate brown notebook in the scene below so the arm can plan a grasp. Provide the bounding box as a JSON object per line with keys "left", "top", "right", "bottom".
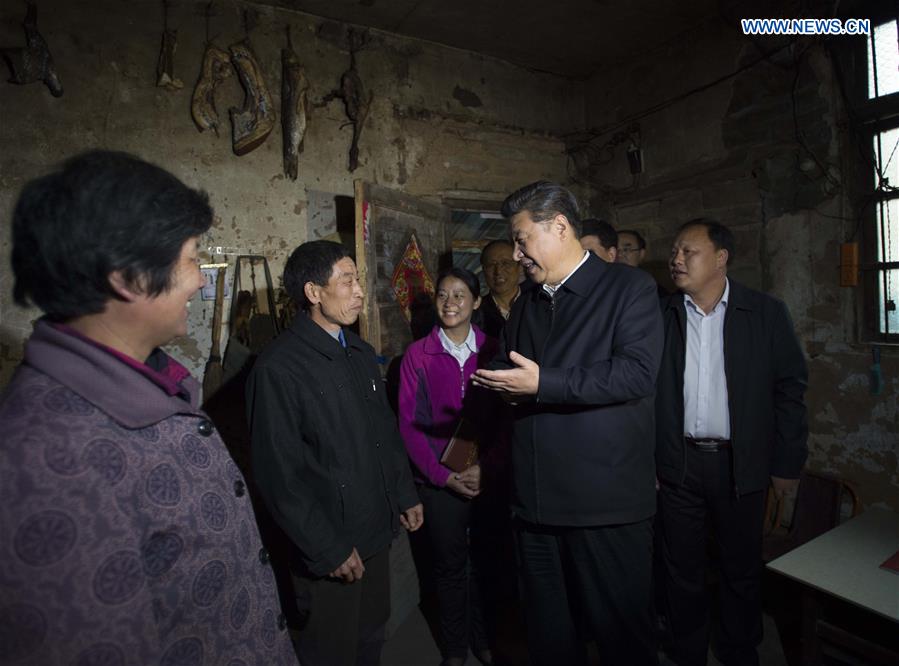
{"left": 440, "top": 419, "right": 479, "bottom": 473}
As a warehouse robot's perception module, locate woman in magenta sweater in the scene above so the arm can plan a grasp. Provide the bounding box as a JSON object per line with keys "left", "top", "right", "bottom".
{"left": 398, "top": 267, "right": 502, "bottom": 666}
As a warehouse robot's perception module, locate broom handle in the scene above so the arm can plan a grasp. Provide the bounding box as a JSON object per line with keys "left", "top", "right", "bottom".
{"left": 210, "top": 268, "right": 225, "bottom": 359}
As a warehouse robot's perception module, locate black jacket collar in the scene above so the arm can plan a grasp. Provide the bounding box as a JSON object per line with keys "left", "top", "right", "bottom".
{"left": 528, "top": 252, "right": 606, "bottom": 301}
{"left": 290, "top": 313, "right": 364, "bottom": 359}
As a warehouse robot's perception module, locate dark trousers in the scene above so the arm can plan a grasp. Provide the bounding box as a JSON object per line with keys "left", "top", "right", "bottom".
{"left": 515, "top": 518, "right": 659, "bottom": 666}
{"left": 659, "top": 446, "right": 765, "bottom": 666}
{"left": 419, "top": 483, "right": 491, "bottom": 659}
{"left": 292, "top": 546, "right": 390, "bottom": 666}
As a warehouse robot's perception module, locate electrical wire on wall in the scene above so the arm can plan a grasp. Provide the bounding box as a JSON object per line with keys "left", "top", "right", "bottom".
{"left": 565, "top": 123, "right": 642, "bottom": 193}
{"left": 564, "top": 11, "right": 885, "bottom": 212}
{"left": 563, "top": 35, "right": 797, "bottom": 189}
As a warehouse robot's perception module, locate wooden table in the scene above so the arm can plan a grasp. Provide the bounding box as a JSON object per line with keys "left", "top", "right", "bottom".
{"left": 767, "top": 507, "right": 899, "bottom": 664}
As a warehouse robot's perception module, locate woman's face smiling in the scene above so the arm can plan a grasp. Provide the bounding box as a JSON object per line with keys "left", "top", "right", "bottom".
{"left": 436, "top": 275, "right": 480, "bottom": 338}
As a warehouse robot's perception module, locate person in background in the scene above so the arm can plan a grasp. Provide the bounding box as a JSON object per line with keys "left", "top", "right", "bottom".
{"left": 0, "top": 150, "right": 297, "bottom": 665}
{"left": 618, "top": 228, "right": 670, "bottom": 297}
{"left": 477, "top": 239, "right": 522, "bottom": 339}
{"left": 617, "top": 229, "right": 648, "bottom": 267}
{"left": 247, "top": 240, "right": 423, "bottom": 666}
{"left": 656, "top": 219, "right": 808, "bottom": 666}
{"left": 579, "top": 218, "right": 618, "bottom": 262}
{"left": 398, "top": 267, "right": 506, "bottom": 666}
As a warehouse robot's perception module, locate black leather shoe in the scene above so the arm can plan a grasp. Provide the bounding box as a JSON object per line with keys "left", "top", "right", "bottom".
{"left": 473, "top": 649, "right": 493, "bottom": 665}
{"left": 439, "top": 658, "right": 465, "bottom": 666}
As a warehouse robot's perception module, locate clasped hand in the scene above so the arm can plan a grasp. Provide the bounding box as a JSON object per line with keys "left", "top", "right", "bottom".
{"left": 445, "top": 463, "right": 481, "bottom": 499}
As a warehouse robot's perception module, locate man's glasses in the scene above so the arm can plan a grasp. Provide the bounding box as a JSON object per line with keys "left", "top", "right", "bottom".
{"left": 484, "top": 261, "right": 519, "bottom": 271}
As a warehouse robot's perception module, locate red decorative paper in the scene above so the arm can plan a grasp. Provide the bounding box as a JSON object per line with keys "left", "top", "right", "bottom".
{"left": 362, "top": 200, "right": 370, "bottom": 243}
{"left": 391, "top": 233, "right": 434, "bottom": 322}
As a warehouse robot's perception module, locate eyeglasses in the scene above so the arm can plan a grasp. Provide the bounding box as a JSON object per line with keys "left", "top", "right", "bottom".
{"left": 483, "top": 260, "right": 519, "bottom": 271}
{"left": 618, "top": 248, "right": 642, "bottom": 255}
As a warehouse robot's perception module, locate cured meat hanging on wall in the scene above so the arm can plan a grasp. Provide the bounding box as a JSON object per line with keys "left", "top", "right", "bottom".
{"left": 191, "top": 44, "right": 232, "bottom": 134}
{"left": 229, "top": 39, "right": 275, "bottom": 155}
{"left": 321, "top": 29, "right": 372, "bottom": 172}
{"left": 1, "top": 0, "right": 63, "bottom": 97}
{"left": 155, "top": 0, "right": 183, "bottom": 91}
{"left": 281, "top": 26, "right": 309, "bottom": 180}
{"left": 190, "top": 2, "right": 232, "bottom": 135}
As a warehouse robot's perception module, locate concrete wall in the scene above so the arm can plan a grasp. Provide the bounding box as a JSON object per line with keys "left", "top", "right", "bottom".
{"left": 0, "top": 0, "right": 582, "bottom": 386}
{"left": 581, "top": 25, "right": 898, "bottom": 511}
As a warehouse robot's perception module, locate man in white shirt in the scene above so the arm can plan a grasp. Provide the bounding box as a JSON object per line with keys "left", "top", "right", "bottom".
{"left": 656, "top": 220, "right": 808, "bottom": 666}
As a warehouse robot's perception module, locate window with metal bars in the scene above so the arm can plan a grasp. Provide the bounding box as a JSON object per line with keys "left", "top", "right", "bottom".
{"left": 864, "top": 16, "right": 899, "bottom": 340}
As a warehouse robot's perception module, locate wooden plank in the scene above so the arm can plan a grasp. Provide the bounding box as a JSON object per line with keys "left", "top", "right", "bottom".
{"left": 354, "top": 179, "right": 374, "bottom": 345}
{"left": 354, "top": 180, "right": 450, "bottom": 359}
{"left": 452, "top": 239, "right": 490, "bottom": 250}
{"left": 817, "top": 620, "right": 899, "bottom": 665}
{"left": 363, "top": 181, "right": 446, "bottom": 220}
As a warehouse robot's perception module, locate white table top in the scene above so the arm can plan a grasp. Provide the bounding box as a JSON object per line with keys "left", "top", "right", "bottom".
{"left": 767, "top": 507, "right": 899, "bottom": 622}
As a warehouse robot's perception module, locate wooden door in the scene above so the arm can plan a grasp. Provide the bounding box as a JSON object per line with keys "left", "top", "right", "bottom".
{"left": 354, "top": 180, "right": 451, "bottom": 361}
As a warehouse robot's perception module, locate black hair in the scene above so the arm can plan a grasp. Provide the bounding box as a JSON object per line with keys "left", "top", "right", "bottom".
{"left": 436, "top": 266, "right": 481, "bottom": 302}
{"left": 283, "top": 240, "right": 353, "bottom": 311}
{"left": 479, "top": 239, "right": 514, "bottom": 262}
{"left": 618, "top": 229, "right": 647, "bottom": 250}
{"left": 12, "top": 151, "right": 212, "bottom": 320}
{"left": 678, "top": 218, "right": 735, "bottom": 264}
{"left": 500, "top": 181, "right": 581, "bottom": 237}
{"left": 580, "top": 218, "right": 618, "bottom": 249}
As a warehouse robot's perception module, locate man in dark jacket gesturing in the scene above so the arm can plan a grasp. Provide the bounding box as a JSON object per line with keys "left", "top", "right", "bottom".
{"left": 474, "top": 181, "right": 663, "bottom": 666}
{"left": 247, "top": 240, "right": 423, "bottom": 666}
{"left": 657, "top": 220, "right": 808, "bottom": 666}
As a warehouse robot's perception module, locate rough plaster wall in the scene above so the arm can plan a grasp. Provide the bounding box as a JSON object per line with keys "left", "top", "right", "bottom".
{"left": 0, "top": 0, "right": 581, "bottom": 386}
{"left": 583, "top": 28, "right": 898, "bottom": 511}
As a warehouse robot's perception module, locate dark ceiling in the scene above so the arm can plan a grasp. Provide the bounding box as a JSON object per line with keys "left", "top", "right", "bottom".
{"left": 258, "top": 0, "right": 725, "bottom": 79}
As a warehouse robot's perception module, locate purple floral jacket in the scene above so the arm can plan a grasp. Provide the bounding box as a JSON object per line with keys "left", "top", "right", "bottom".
{"left": 0, "top": 321, "right": 297, "bottom": 665}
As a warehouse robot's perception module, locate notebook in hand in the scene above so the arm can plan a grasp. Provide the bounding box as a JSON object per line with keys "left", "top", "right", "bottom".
{"left": 440, "top": 419, "right": 479, "bottom": 473}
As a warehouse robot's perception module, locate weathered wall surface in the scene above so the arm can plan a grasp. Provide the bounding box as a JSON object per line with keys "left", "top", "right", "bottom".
{"left": 0, "top": 0, "right": 582, "bottom": 385}
{"left": 581, "top": 26, "right": 898, "bottom": 511}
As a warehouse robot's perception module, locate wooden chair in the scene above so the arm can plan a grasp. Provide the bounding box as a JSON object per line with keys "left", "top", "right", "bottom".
{"left": 762, "top": 470, "right": 859, "bottom": 562}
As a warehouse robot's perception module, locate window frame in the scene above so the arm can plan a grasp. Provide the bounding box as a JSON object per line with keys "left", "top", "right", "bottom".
{"left": 849, "top": 9, "right": 899, "bottom": 342}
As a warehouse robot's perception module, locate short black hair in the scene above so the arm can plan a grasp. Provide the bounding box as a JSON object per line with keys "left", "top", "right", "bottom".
{"left": 678, "top": 218, "right": 735, "bottom": 264}
{"left": 12, "top": 150, "right": 212, "bottom": 321}
{"left": 618, "top": 229, "right": 646, "bottom": 250}
{"left": 283, "top": 240, "right": 353, "bottom": 311}
{"left": 479, "top": 239, "right": 514, "bottom": 263}
{"left": 501, "top": 181, "right": 581, "bottom": 237}
{"left": 580, "top": 218, "right": 618, "bottom": 250}
{"left": 436, "top": 266, "right": 481, "bottom": 301}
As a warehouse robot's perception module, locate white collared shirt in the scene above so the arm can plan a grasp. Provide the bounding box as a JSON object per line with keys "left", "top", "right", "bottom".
{"left": 683, "top": 279, "right": 731, "bottom": 439}
{"left": 438, "top": 325, "right": 478, "bottom": 368}
{"left": 543, "top": 251, "right": 590, "bottom": 298}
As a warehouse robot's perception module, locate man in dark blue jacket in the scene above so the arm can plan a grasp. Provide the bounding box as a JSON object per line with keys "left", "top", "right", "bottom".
{"left": 474, "top": 181, "right": 663, "bottom": 666}
{"left": 247, "top": 241, "right": 423, "bottom": 666}
{"left": 656, "top": 220, "right": 808, "bottom": 666}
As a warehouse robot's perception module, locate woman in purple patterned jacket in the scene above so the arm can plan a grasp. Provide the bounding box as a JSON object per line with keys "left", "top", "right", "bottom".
{"left": 0, "top": 151, "right": 297, "bottom": 665}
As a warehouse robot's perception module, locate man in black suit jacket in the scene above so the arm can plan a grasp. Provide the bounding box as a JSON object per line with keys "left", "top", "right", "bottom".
{"left": 474, "top": 181, "right": 663, "bottom": 666}
{"left": 656, "top": 220, "right": 808, "bottom": 666}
